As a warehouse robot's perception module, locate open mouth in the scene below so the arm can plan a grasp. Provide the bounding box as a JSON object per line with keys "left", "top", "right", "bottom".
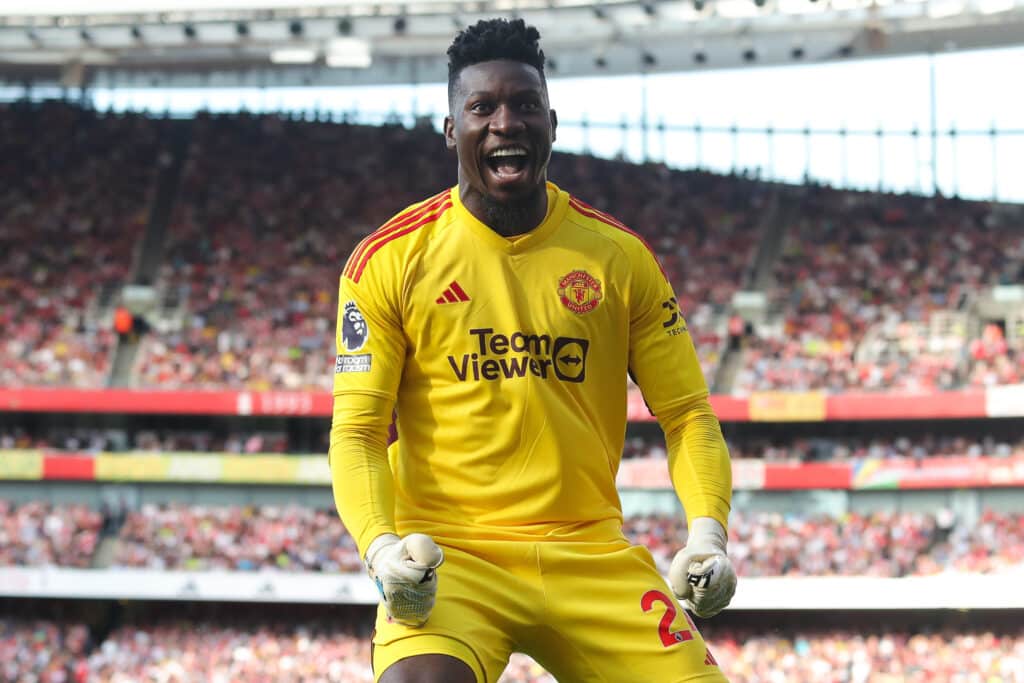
{"left": 485, "top": 146, "right": 530, "bottom": 181}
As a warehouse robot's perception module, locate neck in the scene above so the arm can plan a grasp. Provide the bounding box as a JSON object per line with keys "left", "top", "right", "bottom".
{"left": 459, "top": 181, "right": 548, "bottom": 238}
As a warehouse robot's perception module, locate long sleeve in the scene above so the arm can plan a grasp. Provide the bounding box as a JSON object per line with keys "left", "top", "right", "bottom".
{"left": 660, "top": 396, "right": 732, "bottom": 529}
{"left": 626, "top": 242, "right": 732, "bottom": 530}
{"left": 329, "top": 234, "right": 408, "bottom": 557}
{"left": 330, "top": 391, "right": 398, "bottom": 556}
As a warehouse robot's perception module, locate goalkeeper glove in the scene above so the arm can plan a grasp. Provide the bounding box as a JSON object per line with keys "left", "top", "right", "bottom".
{"left": 669, "top": 517, "right": 737, "bottom": 618}
{"left": 365, "top": 532, "right": 444, "bottom": 628}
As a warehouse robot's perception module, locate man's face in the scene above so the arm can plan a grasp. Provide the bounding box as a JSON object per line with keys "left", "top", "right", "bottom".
{"left": 444, "top": 59, "right": 557, "bottom": 206}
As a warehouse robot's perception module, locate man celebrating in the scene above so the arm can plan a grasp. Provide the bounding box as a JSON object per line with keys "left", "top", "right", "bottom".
{"left": 330, "top": 18, "right": 735, "bottom": 682}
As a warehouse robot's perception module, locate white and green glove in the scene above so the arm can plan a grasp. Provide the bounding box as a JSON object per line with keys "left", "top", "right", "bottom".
{"left": 365, "top": 533, "right": 445, "bottom": 627}
{"left": 669, "top": 517, "right": 737, "bottom": 618}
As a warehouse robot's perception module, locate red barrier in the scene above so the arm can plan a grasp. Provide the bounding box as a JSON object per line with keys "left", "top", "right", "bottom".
{"left": 826, "top": 390, "right": 987, "bottom": 420}
{"left": 41, "top": 454, "right": 95, "bottom": 481}
{"left": 709, "top": 396, "right": 749, "bottom": 422}
{"left": 0, "top": 387, "right": 1002, "bottom": 421}
{"left": 0, "top": 389, "right": 241, "bottom": 415}
{"left": 763, "top": 462, "right": 853, "bottom": 489}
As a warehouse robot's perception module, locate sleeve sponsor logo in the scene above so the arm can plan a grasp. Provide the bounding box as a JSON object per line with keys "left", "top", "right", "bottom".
{"left": 340, "top": 301, "right": 370, "bottom": 352}
{"left": 660, "top": 297, "right": 687, "bottom": 336}
{"left": 336, "top": 354, "right": 372, "bottom": 373}
{"left": 447, "top": 328, "right": 589, "bottom": 383}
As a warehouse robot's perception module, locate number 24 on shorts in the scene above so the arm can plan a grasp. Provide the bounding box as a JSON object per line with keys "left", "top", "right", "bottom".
{"left": 640, "top": 589, "right": 698, "bottom": 648}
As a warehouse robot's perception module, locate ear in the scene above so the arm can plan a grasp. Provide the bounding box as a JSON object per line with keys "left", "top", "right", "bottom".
{"left": 444, "top": 115, "right": 456, "bottom": 150}
{"left": 550, "top": 109, "right": 558, "bottom": 143}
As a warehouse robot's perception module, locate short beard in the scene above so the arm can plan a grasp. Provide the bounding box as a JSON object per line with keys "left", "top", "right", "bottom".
{"left": 481, "top": 190, "right": 543, "bottom": 237}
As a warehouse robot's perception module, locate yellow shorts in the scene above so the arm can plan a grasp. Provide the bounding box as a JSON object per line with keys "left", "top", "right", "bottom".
{"left": 372, "top": 536, "right": 727, "bottom": 683}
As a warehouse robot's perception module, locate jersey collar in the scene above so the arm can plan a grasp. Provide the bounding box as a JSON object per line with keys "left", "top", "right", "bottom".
{"left": 452, "top": 181, "right": 570, "bottom": 254}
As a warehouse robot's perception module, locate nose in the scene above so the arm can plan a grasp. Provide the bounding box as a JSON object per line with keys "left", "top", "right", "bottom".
{"left": 490, "top": 104, "right": 524, "bottom": 136}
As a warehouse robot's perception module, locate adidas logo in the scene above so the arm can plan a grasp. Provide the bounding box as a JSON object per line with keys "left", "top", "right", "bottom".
{"left": 436, "top": 281, "right": 471, "bottom": 304}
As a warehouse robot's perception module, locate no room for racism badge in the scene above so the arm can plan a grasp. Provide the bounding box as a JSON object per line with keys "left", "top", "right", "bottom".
{"left": 557, "top": 270, "right": 603, "bottom": 315}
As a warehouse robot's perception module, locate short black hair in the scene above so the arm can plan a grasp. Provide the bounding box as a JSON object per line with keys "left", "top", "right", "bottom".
{"left": 447, "top": 18, "right": 546, "bottom": 109}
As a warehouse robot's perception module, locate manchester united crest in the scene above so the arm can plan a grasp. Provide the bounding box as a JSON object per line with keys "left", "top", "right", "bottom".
{"left": 558, "top": 270, "right": 603, "bottom": 315}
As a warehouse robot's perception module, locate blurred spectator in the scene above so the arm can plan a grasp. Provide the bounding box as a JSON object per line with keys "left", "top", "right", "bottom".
{"left": 736, "top": 187, "right": 1024, "bottom": 393}
{"left": 4, "top": 104, "right": 1022, "bottom": 393}
{"left": 713, "top": 628, "right": 1024, "bottom": 683}
{"left": 0, "top": 501, "right": 102, "bottom": 568}
{"left": 630, "top": 509, "right": 1024, "bottom": 578}
{"left": 4, "top": 425, "right": 1022, "bottom": 463}
{"left": 0, "top": 102, "right": 169, "bottom": 388}
{"left": 0, "top": 619, "right": 90, "bottom": 683}
{"left": 9, "top": 617, "right": 1021, "bottom": 683}
{"left": 968, "top": 323, "right": 1024, "bottom": 387}
{"left": 86, "top": 622, "right": 372, "bottom": 683}
{"left": 112, "top": 503, "right": 361, "bottom": 573}
{"left": 101, "top": 502, "right": 1024, "bottom": 579}
{"left": 133, "top": 115, "right": 755, "bottom": 391}
{"left": 113, "top": 306, "right": 134, "bottom": 342}
{"left": 0, "top": 427, "right": 290, "bottom": 454}
{"left": 134, "top": 115, "right": 454, "bottom": 392}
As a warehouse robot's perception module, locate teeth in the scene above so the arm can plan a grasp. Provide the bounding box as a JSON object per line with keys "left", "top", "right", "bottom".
{"left": 488, "top": 147, "right": 528, "bottom": 158}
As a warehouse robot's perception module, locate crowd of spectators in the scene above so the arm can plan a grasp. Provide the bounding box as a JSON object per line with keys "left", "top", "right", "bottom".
{"left": 630, "top": 509, "right": 1024, "bottom": 578}
{"left": 726, "top": 432, "right": 1024, "bottom": 463}
{"left": 713, "top": 628, "right": 1024, "bottom": 683}
{"left": 736, "top": 188, "right": 1024, "bottom": 393}
{"left": 130, "top": 113, "right": 759, "bottom": 390}
{"left": 90, "top": 503, "right": 1024, "bottom": 578}
{"left": 4, "top": 104, "right": 1021, "bottom": 393}
{"left": 0, "top": 102, "right": 169, "bottom": 388}
{"left": 85, "top": 622, "right": 373, "bottom": 683}
{"left": 6, "top": 498, "right": 1020, "bottom": 579}
{"left": 133, "top": 114, "right": 452, "bottom": 392}
{"left": 0, "top": 619, "right": 90, "bottom": 683}
{"left": 967, "top": 322, "right": 1024, "bottom": 387}
{"left": 620, "top": 431, "right": 1024, "bottom": 462}
{"left": 112, "top": 503, "right": 362, "bottom": 573}
{"left": 0, "top": 427, "right": 291, "bottom": 455}
{"left": 0, "top": 501, "right": 102, "bottom": 569}
{"left": 4, "top": 616, "right": 1023, "bottom": 682}
{"left": 13, "top": 421, "right": 1024, "bottom": 464}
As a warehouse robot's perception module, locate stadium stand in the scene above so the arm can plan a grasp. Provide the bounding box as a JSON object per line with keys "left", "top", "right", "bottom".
{"left": 0, "top": 103, "right": 169, "bottom": 389}
{"left": 710, "top": 627, "right": 1024, "bottom": 682}
{"left": 3, "top": 104, "right": 1021, "bottom": 393}
{"left": 134, "top": 114, "right": 453, "bottom": 392}
{"left": 968, "top": 323, "right": 1024, "bottom": 387}
{"left": 88, "top": 621, "right": 374, "bottom": 682}
{"left": 735, "top": 186, "right": 1024, "bottom": 393}
{"left": 0, "top": 427, "right": 292, "bottom": 455}
{"left": 6, "top": 499, "right": 1020, "bottom": 579}
{"left": 0, "top": 618, "right": 91, "bottom": 683}
{"left": 7, "top": 423, "right": 1023, "bottom": 464}
{"left": 636, "top": 509, "right": 1024, "bottom": 577}
{"left": 1, "top": 103, "right": 1022, "bottom": 683}
{"left": 0, "top": 501, "right": 102, "bottom": 569}
{"left": 131, "top": 114, "right": 755, "bottom": 391}
{"left": 3, "top": 615, "right": 1023, "bottom": 682}
{"left": 112, "top": 503, "right": 362, "bottom": 572}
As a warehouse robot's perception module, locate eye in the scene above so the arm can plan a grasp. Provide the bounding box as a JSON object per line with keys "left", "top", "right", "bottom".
{"left": 521, "top": 102, "right": 540, "bottom": 113}
{"left": 470, "top": 101, "right": 493, "bottom": 114}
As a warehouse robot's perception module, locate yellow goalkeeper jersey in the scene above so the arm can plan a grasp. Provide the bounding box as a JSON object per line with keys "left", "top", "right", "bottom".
{"left": 332, "top": 182, "right": 720, "bottom": 551}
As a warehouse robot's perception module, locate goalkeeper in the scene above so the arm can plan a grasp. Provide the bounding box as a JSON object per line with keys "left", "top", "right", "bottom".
{"left": 330, "top": 17, "right": 735, "bottom": 683}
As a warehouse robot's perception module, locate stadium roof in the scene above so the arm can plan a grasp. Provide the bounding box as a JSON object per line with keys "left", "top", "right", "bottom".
{"left": 1, "top": 0, "right": 1022, "bottom": 88}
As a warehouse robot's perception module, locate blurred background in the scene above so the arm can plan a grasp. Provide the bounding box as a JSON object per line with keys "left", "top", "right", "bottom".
{"left": 1, "top": 1, "right": 1023, "bottom": 681}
